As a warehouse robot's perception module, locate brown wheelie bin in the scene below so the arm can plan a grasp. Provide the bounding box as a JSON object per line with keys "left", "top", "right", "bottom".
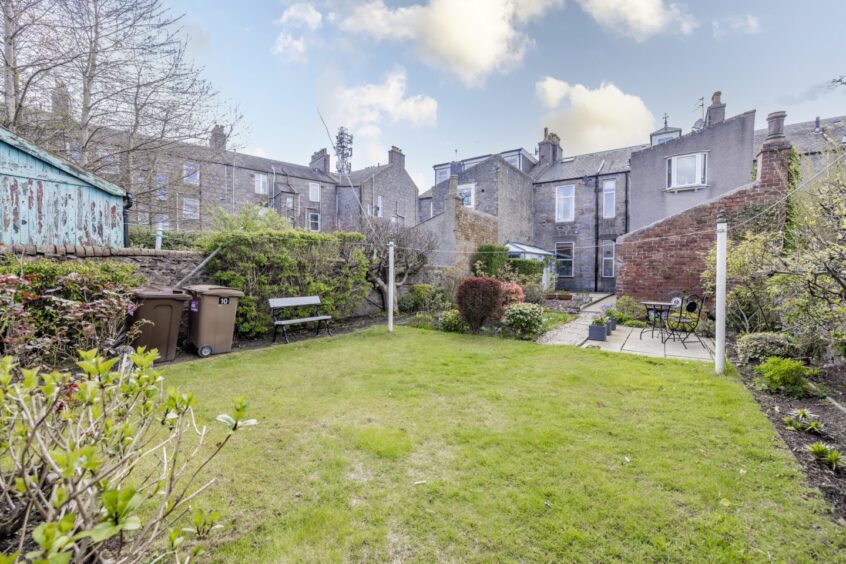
{"left": 130, "top": 287, "right": 191, "bottom": 362}
{"left": 183, "top": 285, "right": 244, "bottom": 357}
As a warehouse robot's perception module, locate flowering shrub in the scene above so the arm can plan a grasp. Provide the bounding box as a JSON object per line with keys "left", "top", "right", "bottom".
{"left": 502, "top": 303, "right": 544, "bottom": 339}
{"left": 500, "top": 281, "right": 525, "bottom": 306}
{"left": 0, "top": 348, "right": 254, "bottom": 562}
{"left": 0, "top": 260, "right": 140, "bottom": 367}
{"left": 456, "top": 278, "right": 503, "bottom": 332}
{"left": 736, "top": 332, "right": 795, "bottom": 365}
{"left": 438, "top": 309, "right": 467, "bottom": 333}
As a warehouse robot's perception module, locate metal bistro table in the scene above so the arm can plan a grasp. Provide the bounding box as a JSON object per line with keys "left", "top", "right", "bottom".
{"left": 640, "top": 300, "right": 677, "bottom": 343}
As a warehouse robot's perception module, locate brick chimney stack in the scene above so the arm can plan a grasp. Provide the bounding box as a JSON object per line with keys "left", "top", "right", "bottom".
{"left": 704, "top": 91, "right": 726, "bottom": 126}
{"left": 310, "top": 148, "right": 330, "bottom": 174}
{"left": 209, "top": 125, "right": 227, "bottom": 152}
{"left": 756, "top": 111, "right": 792, "bottom": 189}
{"left": 538, "top": 127, "right": 562, "bottom": 165}
{"left": 388, "top": 146, "right": 405, "bottom": 169}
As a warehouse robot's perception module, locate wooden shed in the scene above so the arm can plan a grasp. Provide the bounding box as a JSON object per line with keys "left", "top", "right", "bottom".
{"left": 0, "top": 127, "right": 126, "bottom": 247}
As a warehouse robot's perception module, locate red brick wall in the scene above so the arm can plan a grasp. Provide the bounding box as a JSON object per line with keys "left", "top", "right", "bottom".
{"left": 616, "top": 142, "right": 791, "bottom": 302}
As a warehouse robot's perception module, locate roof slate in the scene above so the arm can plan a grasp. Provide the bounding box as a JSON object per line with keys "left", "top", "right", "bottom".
{"left": 530, "top": 144, "right": 647, "bottom": 183}
{"left": 340, "top": 163, "right": 393, "bottom": 186}
{"left": 754, "top": 115, "right": 846, "bottom": 156}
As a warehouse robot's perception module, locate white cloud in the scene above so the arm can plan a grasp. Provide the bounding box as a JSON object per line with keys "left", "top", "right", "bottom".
{"left": 576, "top": 0, "right": 697, "bottom": 41}
{"left": 712, "top": 14, "right": 761, "bottom": 40}
{"left": 338, "top": 0, "right": 565, "bottom": 87}
{"left": 330, "top": 68, "right": 437, "bottom": 166}
{"left": 277, "top": 3, "right": 323, "bottom": 30}
{"left": 536, "top": 76, "right": 571, "bottom": 109}
{"left": 536, "top": 79, "right": 655, "bottom": 154}
{"left": 272, "top": 33, "right": 307, "bottom": 63}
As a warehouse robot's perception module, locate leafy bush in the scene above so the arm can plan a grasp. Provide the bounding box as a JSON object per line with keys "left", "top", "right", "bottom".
{"left": 128, "top": 226, "right": 201, "bottom": 250}
{"left": 0, "top": 348, "right": 253, "bottom": 562}
{"left": 207, "top": 203, "right": 293, "bottom": 234}
{"left": 753, "top": 357, "right": 816, "bottom": 397}
{"left": 736, "top": 332, "right": 795, "bottom": 365}
{"left": 507, "top": 258, "right": 544, "bottom": 278}
{"left": 407, "top": 312, "right": 436, "bottom": 330}
{"left": 410, "top": 283, "right": 436, "bottom": 311}
{"left": 808, "top": 443, "right": 842, "bottom": 471}
{"left": 500, "top": 281, "right": 525, "bottom": 305}
{"left": 438, "top": 309, "right": 467, "bottom": 333}
{"left": 202, "top": 230, "right": 369, "bottom": 338}
{"left": 456, "top": 277, "right": 503, "bottom": 332}
{"left": 784, "top": 409, "right": 824, "bottom": 435}
{"left": 591, "top": 317, "right": 606, "bottom": 327}
{"left": 398, "top": 293, "right": 417, "bottom": 313}
{"left": 471, "top": 245, "right": 509, "bottom": 277}
{"left": 604, "top": 307, "right": 630, "bottom": 324}
{"left": 0, "top": 259, "right": 141, "bottom": 366}
{"left": 522, "top": 280, "right": 545, "bottom": 304}
{"left": 621, "top": 319, "right": 648, "bottom": 328}
{"left": 613, "top": 295, "right": 642, "bottom": 321}
{"left": 502, "top": 303, "right": 544, "bottom": 339}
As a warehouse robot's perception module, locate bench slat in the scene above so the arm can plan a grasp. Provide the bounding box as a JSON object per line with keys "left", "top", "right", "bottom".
{"left": 269, "top": 296, "right": 321, "bottom": 308}
{"left": 274, "top": 315, "right": 331, "bottom": 326}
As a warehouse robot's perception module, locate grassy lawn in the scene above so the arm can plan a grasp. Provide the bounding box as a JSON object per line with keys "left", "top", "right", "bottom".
{"left": 540, "top": 310, "right": 573, "bottom": 333}
{"left": 164, "top": 327, "right": 844, "bottom": 562}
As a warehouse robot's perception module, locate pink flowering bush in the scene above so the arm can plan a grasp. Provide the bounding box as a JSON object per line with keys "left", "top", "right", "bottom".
{"left": 500, "top": 281, "right": 525, "bottom": 306}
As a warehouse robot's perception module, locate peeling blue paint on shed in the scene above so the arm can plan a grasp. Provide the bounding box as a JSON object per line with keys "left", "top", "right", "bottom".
{"left": 0, "top": 128, "right": 125, "bottom": 247}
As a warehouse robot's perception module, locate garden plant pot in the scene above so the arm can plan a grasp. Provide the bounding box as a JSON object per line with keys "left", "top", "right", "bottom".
{"left": 607, "top": 318, "right": 617, "bottom": 331}
{"left": 606, "top": 323, "right": 612, "bottom": 336}
{"left": 588, "top": 325, "right": 606, "bottom": 341}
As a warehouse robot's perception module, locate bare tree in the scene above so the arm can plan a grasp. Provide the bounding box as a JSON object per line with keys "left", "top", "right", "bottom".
{"left": 363, "top": 220, "right": 436, "bottom": 311}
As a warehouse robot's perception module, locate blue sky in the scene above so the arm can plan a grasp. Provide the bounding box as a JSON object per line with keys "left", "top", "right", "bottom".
{"left": 170, "top": 0, "right": 845, "bottom": 191}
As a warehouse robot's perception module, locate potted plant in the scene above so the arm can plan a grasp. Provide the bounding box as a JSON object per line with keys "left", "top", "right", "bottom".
{"left": 603, "top": 307, "right": 617, "bottom": 331}
{"left": 589, "top": 317, "right": 607, "bottom": 341}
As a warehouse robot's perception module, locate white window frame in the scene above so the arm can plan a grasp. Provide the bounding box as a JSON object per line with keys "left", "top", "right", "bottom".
{"left": 255, "top": 173, "right": 268, "bottom": 195}
{"left": 602, "top": 180, "right": 616, "bottom": 219}
{"left": 285, "top": 195, "right": 294, "bottom": 209}
{"left": 183, "top": 162, "right": 199, "bottom": 185}
{"left": 555, "top": 242, "right": 575, "bottom": 278}
{"left": 667, "top": 152, "right": 708, "bottom": 190}
{"left": 601, "top": 241, "right": 615, "bottom": 278}
{"left": 376, "top": 195, "right": 384, "bottom": 217}
{"left": 458, "top": 183, "right": 475, "bottom": 208}
{"left": 308, "top": 182, "right": 320, "bottom": 202}
{"left": 308, "top": 211, "right": 321, "bottom": 232}
{"left": 182, "top": 197, "right": 200, "bottom": 220}
{"left": 555, "top": 185, "right": 575, "bottom": 222}
{"left": 435, "top": 168, "right": 449, "bottom": 184}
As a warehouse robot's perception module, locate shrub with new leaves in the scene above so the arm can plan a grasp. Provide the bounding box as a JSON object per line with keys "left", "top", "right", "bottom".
{"left": 500, "top": 281, "right": 525, "bottom": 306}
{"left": 456, "top": 277, "right": 503, "bottom": 332}
{"left": 753, "top": 356, "right": 816, "bottom": 398}
{"left": 0, "top": 348, "right": 254, "bottom": 562}
{"left": 736, "top": 332, "right": 795, "bottom": 365}
{"left": 502, "top": 303, "right": 544, "bottom": 339}
{"left": 438, "top": 309, "right": 467, "bottom": 333}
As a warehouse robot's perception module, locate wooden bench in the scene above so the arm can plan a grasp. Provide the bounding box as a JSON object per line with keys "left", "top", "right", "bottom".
{"left": 268, "top": 296, "right": 333, "bottom": 344}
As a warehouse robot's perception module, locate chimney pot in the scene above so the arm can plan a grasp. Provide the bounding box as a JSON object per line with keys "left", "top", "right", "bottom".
{"left": 705, "top": 91, "right": 726, "bottom": 126}
{"left": 209, "top": 125, "right": 227, "bottom": 152}
{"left": 388, "top": 146, "right": 405, "bottom": 169}
{"left": 711, "top": 91, "right": 722, "bottom": 107}
{"left": 765, "top": 111, "right": 787, "bottom": 141}
{"left": 814, "top": 116, "right": 821, "bottom": 133}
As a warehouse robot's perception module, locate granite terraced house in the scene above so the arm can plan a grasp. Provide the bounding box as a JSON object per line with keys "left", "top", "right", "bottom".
{"left": 416, "top": 91, "right": 846, "bottom": 293}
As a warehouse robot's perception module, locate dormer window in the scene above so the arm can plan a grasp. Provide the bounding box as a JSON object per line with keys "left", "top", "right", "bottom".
{"left": 667, "top": 152, "right": 707, "bottom": 190}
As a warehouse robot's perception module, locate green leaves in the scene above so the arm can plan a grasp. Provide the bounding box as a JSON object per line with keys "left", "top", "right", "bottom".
{"left": 182, "top": 508, "right": 223, "bottom": 539}
{"left": 808, "top": 443, "right": 842, "bottom": 471}
{"left": 217, "top": 396, "right": 257, "bottom": 431}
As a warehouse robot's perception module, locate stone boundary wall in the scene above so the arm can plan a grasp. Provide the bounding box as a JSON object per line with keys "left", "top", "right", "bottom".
{"left": 616, "top": 111, "right": 792, "bottom": 303}
{"left": 0, "top": 244, "right": 209, "bottom": 286}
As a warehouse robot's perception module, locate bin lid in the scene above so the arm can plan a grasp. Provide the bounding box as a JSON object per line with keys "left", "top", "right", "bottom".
{"left": 133, "top": 287, "right": 192, "bottom": 300}
{"left": 182, "top": 284, "right": 245, "bottom": 298}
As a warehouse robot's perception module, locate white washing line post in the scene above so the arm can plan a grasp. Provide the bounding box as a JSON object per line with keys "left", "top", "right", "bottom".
{"left": 388, "top": 241, "right": 395, "bottom": 332}
{"left": 715, "top": 213, "right": 727, "bottom": 374}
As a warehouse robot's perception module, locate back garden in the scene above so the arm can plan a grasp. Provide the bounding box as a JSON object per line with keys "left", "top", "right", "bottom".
{"left": 2, "top": 149, "right": 846, "bottom": 562}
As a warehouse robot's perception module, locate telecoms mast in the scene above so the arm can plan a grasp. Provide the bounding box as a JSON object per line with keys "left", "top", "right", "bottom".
{"left": 335, "top": 127, "right": 353, "bottom": 175}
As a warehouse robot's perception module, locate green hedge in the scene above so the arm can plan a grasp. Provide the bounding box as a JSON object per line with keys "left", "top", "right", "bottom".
{"left": 507, "top": 258, "right": 544, "bottom": 278}
{"left": 471, "top": 245, "right": 509, "bottom": 277}
{"left": 202, "top": 230, "right": 369, "bottom": 338}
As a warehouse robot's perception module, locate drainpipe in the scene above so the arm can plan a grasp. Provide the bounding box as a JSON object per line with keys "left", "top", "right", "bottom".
{"left": 122, "top": 193, "right": 134, "bottom": 248}
{"left": 624, "top": 171, "right": 630, "bottom": 233}
{"left": 594, "top": 175, "right": 600, "bottom": 292}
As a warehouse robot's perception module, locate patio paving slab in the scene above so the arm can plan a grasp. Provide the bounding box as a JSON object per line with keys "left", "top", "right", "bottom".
{"left": 581, "top": 325, "right": 715, "bottom": 362}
